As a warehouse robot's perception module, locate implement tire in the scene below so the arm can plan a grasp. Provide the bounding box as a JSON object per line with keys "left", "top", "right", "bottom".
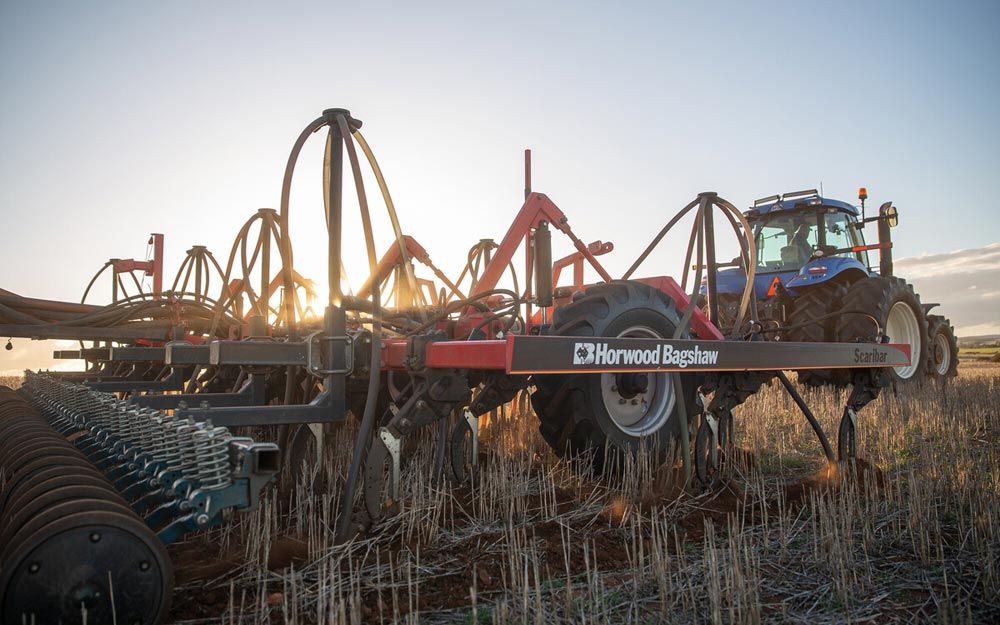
{"left": 835, "top": 277, "right": 929, "bottom": 386}
{"left": 530, "top": 281, "right": 699, "bottom": 466}
{"left": 789, "top": 283, "right": 851, "bottom": 388}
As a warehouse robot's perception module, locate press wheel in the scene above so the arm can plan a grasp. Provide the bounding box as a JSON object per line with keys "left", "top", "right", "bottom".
{"left": 1, "top": 503, "right": 172, "bottom": 625}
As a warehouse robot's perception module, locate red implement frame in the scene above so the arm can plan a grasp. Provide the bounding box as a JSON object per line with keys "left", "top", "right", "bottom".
{"left": 552, "top": 240, "right": 614, "bottom": 289}
{"left": 111, "top": 233, "right": 164, "bottom": 298}
{"left": 357, "top": 235, "right": 464, "bottom": 306}
{"left": 467, "top": 192, "right": 613, "bottom": 331}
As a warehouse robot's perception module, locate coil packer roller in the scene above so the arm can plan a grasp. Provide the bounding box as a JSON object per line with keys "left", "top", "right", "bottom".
{"left": 0, "top": 375, "right": 278, "bottom": 624}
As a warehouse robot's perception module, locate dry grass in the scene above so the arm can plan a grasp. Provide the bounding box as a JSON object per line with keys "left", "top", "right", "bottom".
{"left": 0, "top": 375, "right": 23, "bottom": 389}
{"left": 159, "top": 363, "right": 999, "bottom": 623}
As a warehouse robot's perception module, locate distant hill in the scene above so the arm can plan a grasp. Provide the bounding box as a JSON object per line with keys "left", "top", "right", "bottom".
{"left": 958, "top": 334, "right": 1000, "bottom": 348}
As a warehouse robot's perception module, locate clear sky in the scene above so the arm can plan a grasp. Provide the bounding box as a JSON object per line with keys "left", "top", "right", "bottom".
{"left": 2, "top": 1, "right": 999, "bottom": 372}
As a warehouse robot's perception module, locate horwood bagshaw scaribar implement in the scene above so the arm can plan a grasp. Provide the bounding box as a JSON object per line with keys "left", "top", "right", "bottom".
{"left": 0, "top": 108, "right": 915, "bottom": 623}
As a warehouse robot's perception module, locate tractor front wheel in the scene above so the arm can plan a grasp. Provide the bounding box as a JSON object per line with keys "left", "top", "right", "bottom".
{"left": 788, "top": 283, "right": 850, "bottom": 388}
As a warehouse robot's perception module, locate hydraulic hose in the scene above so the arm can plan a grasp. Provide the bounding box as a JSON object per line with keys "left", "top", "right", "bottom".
{"left": 202, "top": 209, "right": 300, "bottom": 338}
{"left": 335, "top": 284, "right": 380, "bottom": 541}
{"left": 351, "top": 130, "right": 427, "bottom": 320}
{"left": 336, "top": 116, "right": 378, "bottom": 272}
{"left": 673, "top": 201, "right": 706, "bottom": 487}
{"left": 81, "top": 261, "right": 114, "bottom": 305}
{"left": 274, "top": 110, "right": 395, "bottom": 539}
{"left": 776, "top": 370, "right": 835, "bottom": 462}
{"left": 676, "top": 199, "right": 708, "bottom": 335}
{"left": 621, "top": 192, "right": 760, "bottom": 486}
{"left": 279, "top": 115, "right": 329, "bottom": 338}
{"left": 714, "top": 204, "right": 761, "bottom": 330}
{"left": 458, "top": 241, "right": 519, "bottom": 302}
{"left": 171, "top": 247, "right": 225, "bottom": 304}
{"left": 333, "top": 113, "right": 384, "bottom": 541}
{"left": 622, "top": 198, "right": 700, "bottom": 280}
{"left": 758, "top": 309, "right": 882, "bottom": 338}
{"left": 623, "top": 194, "right": 756, "bottom": 338}
{"left": 680, "top": 209, "right": 703, "bottom": 292}
{"left": 406, "top": 289, "right": 520, "bottom": 336}
{"left": 713, "top": 198, "right": 756, "bottom": 334}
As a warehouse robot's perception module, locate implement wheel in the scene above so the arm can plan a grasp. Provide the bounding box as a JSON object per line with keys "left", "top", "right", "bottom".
{"left": 531, "top": 281, "right": 699, "bottom": 465}
{"left": 835, "top": 276, "right": 929, "bottom": 386}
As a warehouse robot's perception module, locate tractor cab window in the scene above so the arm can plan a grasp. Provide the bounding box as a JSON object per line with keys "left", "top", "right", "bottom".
{"left": 824, "top": 212, "right": 850, "bottom": 249}
{"left": 754, "top": 212, "right": 817, "bottom": 272}
{"left": 754, "top": 209, "right": 866, "bottom": 272}
{"left": 823, "top": 211, "right": 868, "bottom": 263}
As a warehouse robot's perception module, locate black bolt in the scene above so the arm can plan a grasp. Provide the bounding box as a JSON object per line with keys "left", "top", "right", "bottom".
{"left": 28, "top": 562, "right": 40, "bottom": 573}
{"left": 89, "top": 532, "right": 101, "bottom": 543}
{"left": 140, "top": 561, "right": 150, "bottom": 571}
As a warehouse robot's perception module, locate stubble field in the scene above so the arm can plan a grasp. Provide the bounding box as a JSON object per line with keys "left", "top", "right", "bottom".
{"left": 161, "top": 363, "right": 1000, "bottom": 624}
{"left": 4, "top": 364, "right": 999, "bottom": 624}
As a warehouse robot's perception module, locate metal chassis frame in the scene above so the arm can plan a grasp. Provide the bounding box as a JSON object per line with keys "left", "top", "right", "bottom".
{"left": 378, "top": 334, "right": 911, "bottom": 375}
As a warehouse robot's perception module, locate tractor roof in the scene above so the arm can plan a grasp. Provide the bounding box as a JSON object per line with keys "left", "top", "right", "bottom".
{"left": 745, "top": 189, "right": 860, "bottom": 219}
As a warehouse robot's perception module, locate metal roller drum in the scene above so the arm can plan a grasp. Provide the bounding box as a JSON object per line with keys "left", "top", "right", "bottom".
{"left": 0, "top": 386, "right": 174, "bottom": 625}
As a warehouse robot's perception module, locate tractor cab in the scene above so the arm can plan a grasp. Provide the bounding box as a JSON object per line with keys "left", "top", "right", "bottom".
{"left": 708, "top": 187, "right": 901, "bottom": 343}
{"left": 748, "top": 190, "right": 870, "bottom": 288}
{"left": 714, "top": 189, "right": 878, "bottom": 300}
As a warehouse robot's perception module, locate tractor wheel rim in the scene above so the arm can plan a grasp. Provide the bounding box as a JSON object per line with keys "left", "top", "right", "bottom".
{"left": 885, "top": 301, "right": 921, "bottom": 379}
{"left": 933, "top": 332, "right": 951, "bottom": 376}
{"left": 601, "top": 325, "right": 676, "bottom": 437}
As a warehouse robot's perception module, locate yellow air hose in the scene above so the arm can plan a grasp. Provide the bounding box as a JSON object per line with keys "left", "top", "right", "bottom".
{"left": 351, "top": 130, "right": 427, "bottom": 312}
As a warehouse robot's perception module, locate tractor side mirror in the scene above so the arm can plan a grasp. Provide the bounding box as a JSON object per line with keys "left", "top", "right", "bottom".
{"left": 879, "top": 202, "right": 899, "bottom": 228}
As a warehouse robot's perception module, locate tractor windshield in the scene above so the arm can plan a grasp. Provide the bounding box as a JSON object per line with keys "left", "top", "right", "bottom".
{"left": 753, "top": 209, "right": 865, "bottom": 272}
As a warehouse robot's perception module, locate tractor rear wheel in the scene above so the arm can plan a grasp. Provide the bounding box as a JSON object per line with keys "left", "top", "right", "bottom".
{"left": 834, "top": 277, "right": 929, "bottom": 386}
{"left": 926, "top": 314, "right": 958, "bottom": 381}
{"left": 530, "top": 281, "right": 699, "bottom": 465}
{"left": 788, "top": 283, "right": 851, "bottom": 388}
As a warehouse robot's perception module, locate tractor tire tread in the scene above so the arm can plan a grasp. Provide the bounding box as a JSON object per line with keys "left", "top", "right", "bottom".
{"left": 530, "top": 280, "right": 697, "bottom": 462}
{"left": 926, "top": 314, "right": 959, "bottom": 379}
{"left": 789, "top": 283, "right": 851, "bottom": 388}
{"left": 835, "top": 276, "right": 930, "bottom": 386}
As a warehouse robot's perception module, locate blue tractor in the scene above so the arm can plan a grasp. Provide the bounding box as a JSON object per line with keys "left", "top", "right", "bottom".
{"left": 706, "top": 188, "right": 958, "bottom": 386}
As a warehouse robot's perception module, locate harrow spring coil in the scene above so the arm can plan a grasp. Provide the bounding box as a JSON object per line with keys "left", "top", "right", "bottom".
{"left": 146, "top": 412, "right": 177, "bottom": 464}
{"left": 159, "top": 415, "right": 186, "bottom": 470}
{"left": 176, "top": 420, "right": 201, "bottom": 480}
{"left": 192, "top": 425, "right": 233, "bottom": 490}
{"left": 135, "top": 407, "right": 160, "bottom": 456}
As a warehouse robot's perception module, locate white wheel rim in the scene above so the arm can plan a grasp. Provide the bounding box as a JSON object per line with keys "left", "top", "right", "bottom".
{"left": 885, "top": 301, "right": 921, "bottom": 379}
{"left": 933, "top": 332, "right": 951, "bottom": 376}
{"left": 600, "top": 325, "right": 676, "bottom": 437}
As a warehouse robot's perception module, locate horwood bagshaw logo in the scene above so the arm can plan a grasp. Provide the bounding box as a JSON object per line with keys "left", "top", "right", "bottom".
{"left": 573, "top": 342, "right": 596, "bottom": 364}
{"left": 572, "top": 341, "right": 719, "bottom": 368}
